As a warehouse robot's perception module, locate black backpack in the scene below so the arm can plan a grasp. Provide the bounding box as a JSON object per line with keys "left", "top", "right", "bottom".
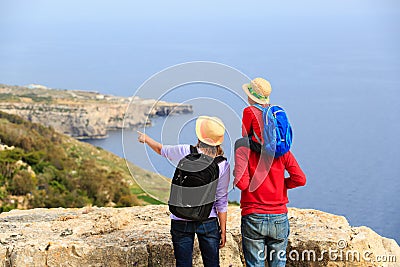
{"left": 168, "top": 146, "right": 226, "bottom": 221}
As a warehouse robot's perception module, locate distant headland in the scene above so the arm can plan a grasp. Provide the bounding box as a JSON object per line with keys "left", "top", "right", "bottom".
{"left": 0, "top": 84, "right": 193, "bottom": 139}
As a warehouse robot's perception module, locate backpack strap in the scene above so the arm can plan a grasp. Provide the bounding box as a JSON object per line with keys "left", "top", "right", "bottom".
{"left": 253, "top": 104, "right": 264, "bottom": 111}
{"left": 190, "top": 145, "right": 198, "bottom": 154}
{"left": 252, "top": 103, "right": 271, "bottom": 111}
{"left": 253, "top": 132, "right": 262, "bottom": 144}
{"left": 252, "top": 104, "right": 270, "bottom": 144}
{"left": 213, "top": 155, "right": 226, "bottom": 165}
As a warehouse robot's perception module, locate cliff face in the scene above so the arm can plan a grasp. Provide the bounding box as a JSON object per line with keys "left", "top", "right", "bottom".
{"left": 0, "top": 101, "right": 192, "bottom": 139}
{"left": 0, "top": 85, "right": 193, "bottom": 139}
{"left": 0, "top": 206, "right": 398, "bottom": 267}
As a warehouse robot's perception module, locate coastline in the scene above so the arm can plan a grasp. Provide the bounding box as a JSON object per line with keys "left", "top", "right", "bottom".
{"left": 0, "top": 84, "right": 193, "bottom": 139}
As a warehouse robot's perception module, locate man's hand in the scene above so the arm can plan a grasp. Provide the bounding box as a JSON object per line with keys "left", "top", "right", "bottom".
{"left": 219, "top": 230, "right": 226, "bottom": 248}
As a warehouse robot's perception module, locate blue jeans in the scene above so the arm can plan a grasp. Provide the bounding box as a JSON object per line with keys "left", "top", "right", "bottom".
{"left": 170, "top": 218, "right": 220, "bottom": 267}
{"left": 241, "top": 213, "right": 289, "bottom": 267}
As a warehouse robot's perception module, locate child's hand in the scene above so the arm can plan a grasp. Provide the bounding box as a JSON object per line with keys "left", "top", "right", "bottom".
{"left": 137, "top": 131, "right": 147, "bottom": 144}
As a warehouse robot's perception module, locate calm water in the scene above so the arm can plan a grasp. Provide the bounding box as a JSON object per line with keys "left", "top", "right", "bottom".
{"left": 1, "top": 1, "right": 399, "bottom": 242}
{"left": 86, "top": 80, "right": 400, "bottom": 243}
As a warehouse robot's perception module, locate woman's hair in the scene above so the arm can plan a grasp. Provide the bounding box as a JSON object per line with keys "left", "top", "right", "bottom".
{"left": 196, "top": 140, "right": 224, "bottom": 157}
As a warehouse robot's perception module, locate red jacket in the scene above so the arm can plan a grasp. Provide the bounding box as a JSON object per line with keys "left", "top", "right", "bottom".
{"left": 234, "top": 150, "right": 306, "bottom": 215}
{"left": 242, "top": 106, "right": 264, "bottom": 143}
{"left": 235, "top": 106, "right": 306, "bottom": 215}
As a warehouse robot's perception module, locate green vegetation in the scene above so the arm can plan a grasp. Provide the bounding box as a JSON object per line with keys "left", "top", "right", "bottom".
{"left": 0, "top": 84, "right": 128, "bottom": 104}
{"left": 0, "top": 111, "right": 162, "bottom": 211}
{"left": 20, "top": 93, "right": 52, "bottom": 103}
{"left": 137, "top": 195, "right": 164, "bottom": 205}
{"left": 0, "top": 93, "right": 20, "bottom": 102}
{"left": 228, "top": 200, "right": 240, "bottom": 206}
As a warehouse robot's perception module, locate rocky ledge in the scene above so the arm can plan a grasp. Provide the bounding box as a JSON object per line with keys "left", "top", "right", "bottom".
{"left": 0, "top": 206, "right": 398, "bottom": 267}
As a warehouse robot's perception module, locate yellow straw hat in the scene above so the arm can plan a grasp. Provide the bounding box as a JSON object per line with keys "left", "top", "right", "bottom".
{"left": 242, "top": 77, "right": 272, "bottom": 104}
{"left": 195, "top": 116, "right": 225, "bottom": 146}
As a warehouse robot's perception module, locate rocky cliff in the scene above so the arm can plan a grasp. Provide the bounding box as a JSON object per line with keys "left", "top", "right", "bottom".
{"left": 0, "top": 206, "right": 398, "bottom": 267}
{"left": 0, "top": 84, "right": 192, "bottom": 139}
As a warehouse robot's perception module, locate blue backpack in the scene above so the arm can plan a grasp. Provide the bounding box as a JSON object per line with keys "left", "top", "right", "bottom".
{"left": 253, "top": 104, "right": 293, "bottom": 158}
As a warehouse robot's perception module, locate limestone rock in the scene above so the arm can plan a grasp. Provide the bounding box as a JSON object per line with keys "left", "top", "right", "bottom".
{"left": 0, "top": 206, "right": 398, "bottom": 266}
{"left": 0, "top": 101, "right": 192, "bottom": 140}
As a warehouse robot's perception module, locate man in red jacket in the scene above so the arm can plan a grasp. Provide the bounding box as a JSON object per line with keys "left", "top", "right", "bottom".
{"left": 234, "top": 144, "right": 306, "bottom": 267}
{"left": 234, "top": 78, "right": 306, "bottom": 267}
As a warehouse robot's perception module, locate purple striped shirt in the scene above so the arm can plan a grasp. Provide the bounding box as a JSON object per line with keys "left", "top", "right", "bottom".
{"left": 161, "top": 144, "right": 230, "bottom": 221}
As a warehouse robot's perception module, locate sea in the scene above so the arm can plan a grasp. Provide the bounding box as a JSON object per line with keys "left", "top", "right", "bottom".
{"left": 85, "top": 79, "right": 400, "bottom": 244}
{"left": 1, "top": 1, "right": 399, "bottom": 243}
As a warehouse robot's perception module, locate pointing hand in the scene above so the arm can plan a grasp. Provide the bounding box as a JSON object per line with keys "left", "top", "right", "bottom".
{"left": 137, "top": 131, "right": 147, "bottom": 143}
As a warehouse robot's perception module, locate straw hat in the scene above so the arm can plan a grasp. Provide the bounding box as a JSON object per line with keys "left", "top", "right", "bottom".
{"left": 195, "top": 116, "right": 225, "bottom": 146}
{"left": 242, "top": 78, "right": 272, "bottom": 104}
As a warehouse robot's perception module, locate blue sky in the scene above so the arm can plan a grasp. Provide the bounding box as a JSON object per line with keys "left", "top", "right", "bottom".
{"left": 0, "top": 0, "right": 399, "bottom": 93}
{"left": 1, "top": 1, "right": 399, "bottom": 21}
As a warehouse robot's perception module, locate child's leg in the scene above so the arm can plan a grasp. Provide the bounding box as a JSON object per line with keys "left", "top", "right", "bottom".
{"left": 233, "top": 137, "right": 251, "bottom": 180}
{"left": 248, "top": 138, "right": 262, "bottom": 153}
{"left": 235, "top": 136, "right": 261, "bottom": 153}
